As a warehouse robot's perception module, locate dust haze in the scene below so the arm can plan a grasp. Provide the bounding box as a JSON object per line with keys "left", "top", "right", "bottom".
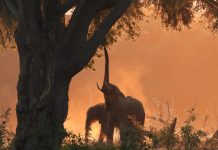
{"left": 0, "top": 19, "right": 218, "bottom": 138}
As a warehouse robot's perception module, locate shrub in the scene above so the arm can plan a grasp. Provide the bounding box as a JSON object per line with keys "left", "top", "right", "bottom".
{"left": 180, "top": 108, "right": 207, "bottom": 150}
{"left": 156, "top": 118, "right": 179, "bottom": 150}
{"left": 61, "top": 108, "right": 217, "bottom": 150}
{"left": 0, "top": 108, "right": 14, "bottom": 150}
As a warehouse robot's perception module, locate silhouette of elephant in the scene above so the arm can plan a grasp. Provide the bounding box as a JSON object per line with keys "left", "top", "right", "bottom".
{"left": 97, "top": 48, "right": 145, "bottom": 144}
{"left": 85, "top": 103, "right": 118, "bottom": 143}
{"left": 85, "top": 103, "right": 108, "bottom": 143}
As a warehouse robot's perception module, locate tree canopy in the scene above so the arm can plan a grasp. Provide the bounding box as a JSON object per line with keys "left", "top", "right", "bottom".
{"left": 0, "top": 0, "right": 217, "bottom": 50}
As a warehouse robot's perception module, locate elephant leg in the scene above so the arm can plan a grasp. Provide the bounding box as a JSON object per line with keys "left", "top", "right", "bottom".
{"left": 107, "top": 124, "right": 115, "bottom": 144}
{"left": 117, "top": 114, "right": 131, "bottom": 145}
{"left": 98, "top": 124, "right": 105, "bottom": 143}
{"left": 119, "top": 123, "right": 126, "bottom": 144}
{"left": 106, "top": 114, "right": 115, "bottom": 144}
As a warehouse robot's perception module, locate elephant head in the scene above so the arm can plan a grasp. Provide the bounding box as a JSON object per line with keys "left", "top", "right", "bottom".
{"left": 97, "top": 48, "right": 126, "bottom": 110}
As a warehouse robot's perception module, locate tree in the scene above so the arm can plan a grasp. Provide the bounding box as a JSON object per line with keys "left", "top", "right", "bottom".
{"left": 0, "top": 0, "right": 217, "bottom": 149}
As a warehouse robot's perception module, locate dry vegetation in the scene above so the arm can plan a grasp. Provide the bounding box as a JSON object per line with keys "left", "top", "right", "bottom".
{"left": 1, "top": 108, "right": 217, "bottom": 150}
{"left": 0, "top": 108, "right": 14, "bottom": 150}
{"left": 61, "top": 108, "right": 218, "bottom": 150}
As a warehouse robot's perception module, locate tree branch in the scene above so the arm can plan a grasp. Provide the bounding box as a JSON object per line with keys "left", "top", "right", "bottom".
{"left": 59, "top": 0, "right": 79, "bottom": 16}
{"left": 146, "top": 114, "right": 166, "bottom": 124}
{"left": 3, "top": 0, "right": 18, "bottom": 18}
{"left": 87, "top": 0, "right": 132, "bottom": 50}
{"left": 202, "top": 0, "right": 218, "bottom": 9}
{"left": 63, "top": 0, "right": 127, "bottom": 46}
{"left": 70, "top": 0, "right": 133, "bottom": 76}
{"left": 16, "top": 0, "right": 43, "bottom": 46}
{"left": 100, "top": 0, "right": 119, "bottom": 10}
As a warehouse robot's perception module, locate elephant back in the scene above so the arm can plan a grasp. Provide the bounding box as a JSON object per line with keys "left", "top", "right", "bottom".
{"left": 126, "top": 96, "right": 145, "bottom": 125}
{"left": 87, "top": 103, "right": 108, "bottom": 124}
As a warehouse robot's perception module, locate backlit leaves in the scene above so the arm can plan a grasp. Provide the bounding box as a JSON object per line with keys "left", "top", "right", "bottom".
{"left": 0, "top": 0, "right": 16, "bottom": 49}
{"left": 88, "top": 0, "right": 145, "bottom": 49}
{"left": 196, "top": 0, "right": 218, "bottom": 32}
{"left": 146, "top": 0, "right": 194, "bottom": 30}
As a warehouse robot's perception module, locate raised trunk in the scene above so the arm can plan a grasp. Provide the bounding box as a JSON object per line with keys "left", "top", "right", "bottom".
{"left": 103, "top": 48, "right": 110, "bottom": 84}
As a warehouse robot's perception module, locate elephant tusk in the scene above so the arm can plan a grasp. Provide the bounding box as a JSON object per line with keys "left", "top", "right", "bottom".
{"left": 96, "top": 82, "right": 103, "bottom": 92}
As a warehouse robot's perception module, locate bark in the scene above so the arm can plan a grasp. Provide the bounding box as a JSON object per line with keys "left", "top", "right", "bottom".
{"left": 8, "top": 0, "right": 133, "bottom": 149}
{"left": 2, "top": 0, "right": 18, "bottom": 17}
{"left": 13, "top": 30, "right": 70, "bottom": 150}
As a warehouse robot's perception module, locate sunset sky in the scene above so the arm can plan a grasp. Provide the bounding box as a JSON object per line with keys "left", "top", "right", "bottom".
{"left": 0, "top": 19, "right": 218, "bottom": 139}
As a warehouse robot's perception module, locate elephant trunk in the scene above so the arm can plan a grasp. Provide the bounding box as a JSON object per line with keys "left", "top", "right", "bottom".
{"left": 102, "top": 48, "right": 111, "bottom": 110}
{"left": 103, "top": 47, "right": 109, "bottom": 85}
{"left": 96, "top": 48, "right": 109, "bottom": 93}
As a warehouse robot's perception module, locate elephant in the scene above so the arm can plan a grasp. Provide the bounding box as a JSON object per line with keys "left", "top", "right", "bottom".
{"left": 85, "top": 103, "right": 118, "bottom": 143}
{"left": 97, "top": 48, "right": 145, "bottom": 144}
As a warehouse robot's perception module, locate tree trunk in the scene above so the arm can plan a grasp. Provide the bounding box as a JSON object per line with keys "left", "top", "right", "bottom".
{"left": 12, "top": 30, "right": 71, "bottom": 150}
{"left": 9, "top": 0, "right": 133, "bottom": 149}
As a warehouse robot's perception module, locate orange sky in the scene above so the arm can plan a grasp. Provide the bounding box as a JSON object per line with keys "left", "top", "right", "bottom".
{"left": 0, "top": 19, "right": 218, "bottom": 139}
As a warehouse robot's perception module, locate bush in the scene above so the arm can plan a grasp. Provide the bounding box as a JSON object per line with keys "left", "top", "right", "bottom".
{"left": 61, "top": 131, "right": 119, "bottom": 150}
{"left": 0, "top": 107, "right": 217, "bottom": 150}
{"left": 0, "top": 108, "right": 14, "bottom": 150}
{"left": 180, "top": 108, "right": 207, "bottom": 150}
{"left": 61, "top": 108, "right": 218, "bottom": 150}
{"left": 155, "top": 118, "right": 179, "bottom": 150}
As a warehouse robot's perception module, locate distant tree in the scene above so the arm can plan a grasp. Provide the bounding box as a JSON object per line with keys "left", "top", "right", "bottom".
{"left": 0, "top": 0, "right": 217, "bottom": 149}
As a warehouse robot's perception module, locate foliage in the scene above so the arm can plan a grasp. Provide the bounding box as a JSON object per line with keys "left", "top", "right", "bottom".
{"left": 203, "top": 130, "right": 218, "bottom": 150}
{"left": 180, "top": 108, "right": 207, "bottom": 150}
{"left": 0, "top": 108, "right": 217, "bottom": 150}
{"left": 145, "top": 0, "right": 218, "bottom": 32}
{"left": 88, "top": 0, "right": 145, "bottom": 49}
{"left": 62, "top": 108, "right": 218, "bottom": 150}
{"left": 84, "top": 0, "right": 145, "bottom": 68}
{"left": 0, "top": 108, "right": 14, "bottom": 150}
{"left": 155, "top": 118, "right": 179, "bottom": 149}
{"left": 1, "top": 0, "right": 218, "bottom": 50}
{"left": 61, "top": 131, "right": 119, "bottom": 150}
{"left": 62, "top": 132, "right": 88, "bottom": 150}
{"left": 145, "top": 0, "right": 194, "bottom": 30}
{"left": 0, "top": 0, "right": 16, "bottom": 49}
{"left": 1, "top": 0, "right": 218, "bottom": 68}
{"left": 119, "top": 123, "right": 151, "bottom": 149}
{"left": 195, "top": 0, "right": 218, "bottom": 32}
